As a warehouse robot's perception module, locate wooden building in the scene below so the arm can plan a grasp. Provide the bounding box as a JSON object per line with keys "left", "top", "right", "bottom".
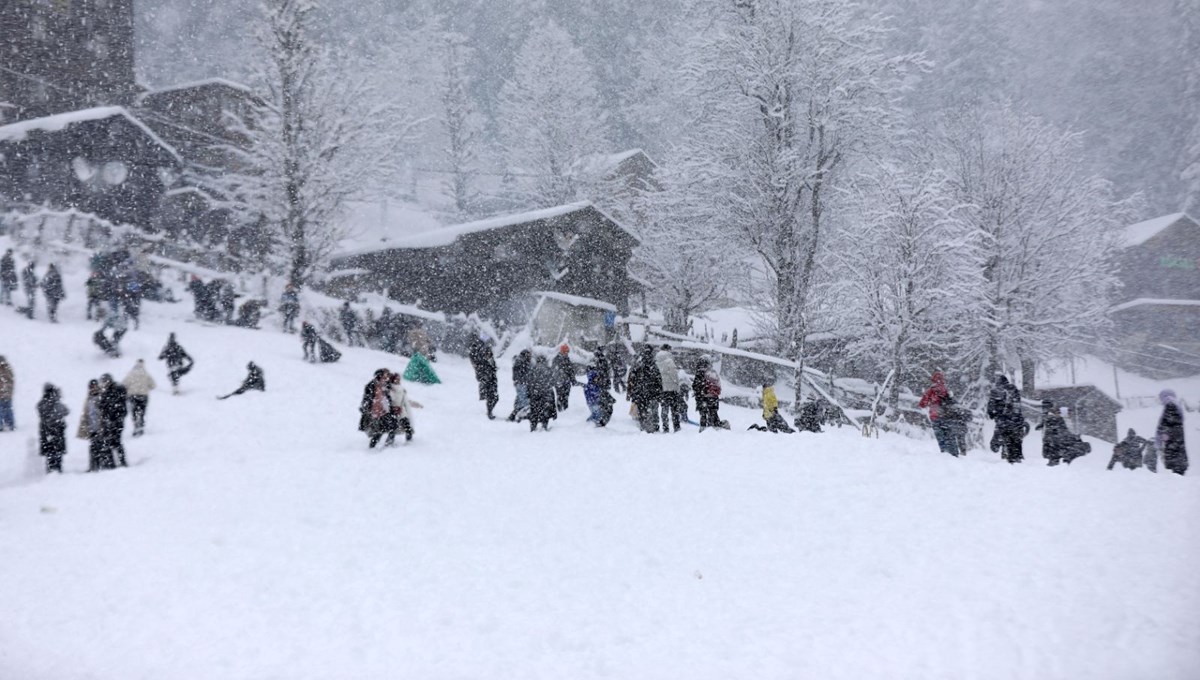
{"left": 331, "top": 202, "right": 641, "bottom": 319}
{"left": 0, "top": 0, "right": 137, "bottom": 123}
{"left": 0, "top": 106, "right": 181, "bottom": 228}
{"left": 1114, "top": 213, "right": 1200, "bottom": 377}
{"left": 1035, "top": 385, "right": 1123, "bottom": 443}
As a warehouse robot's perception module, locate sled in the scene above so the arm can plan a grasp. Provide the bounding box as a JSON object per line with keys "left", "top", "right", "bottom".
{"left": 402, "top": 352, "right": 441, "bottom": 384}
{"left": 317, "top": 338, "right": 342, "bottom": 363}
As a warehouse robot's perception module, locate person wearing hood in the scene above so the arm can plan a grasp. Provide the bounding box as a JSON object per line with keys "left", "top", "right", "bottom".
{"left": 584, "top": 360, "right": 613, "bottom": 427}
{"left": 692, "top": 358, "right": 723, "bottom": 431}
{"left": 1036, "top": 399, "right": 1069, "bottom": 466}
{"left": 507, "top": 350, "right": 532, "bottom": 422}
{"left": 552, "top": 344, "right": 575, "bottom": 411}
{"left": 468, "top": 334, "right": 499, "bottom": 419}
{"left": 1157, "top": 389, "right": 1188, "bottom": 475}
{"left": 655, "top": 345, "right": 682, "bottom": 433}
{"left": 919, "top": 371, "right": 958, "bottom": 456}
{"left": 628, "top": 345, "right": 662, "bottom": 433}
{"left": 122, "top": 359, "right": 157, "bottom": 437}
{"left": 37, "top": 383, "right": 69, "bottom": 473}
{"left": 526, "top": 355, "right": 558, "bottom": 431}
{"left": 0, "top": 355, "right": 14, "bottom": 432}
{"left": 98, "top": 374, "right": 129, "bottom": 467}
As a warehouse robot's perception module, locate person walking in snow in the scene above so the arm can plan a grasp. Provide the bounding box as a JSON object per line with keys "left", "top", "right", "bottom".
{"left": 552, "top": 344, "right": 575, "bottom": 411}
{"left": 507, "top": 350, "right": 532, "bottom": 422}
{"left": 81, "top": 379, "right": 107, "bottom": 471}
{"left": 85, "top": 271, "right": 104, "bottom": 320}
{"left": 608, "top": 342, "right": 628, "bottom": 393}
{"left": 468, "top": 334, "right": 500, "bottom": 419}
{"left": 279, "top": 283, "right": 300, "bottom": 333}
{"left": 654, "top": 345, "right": 683, "bottom": 433}
{"left": 0, "top": 355, "right": 14, "bottom": 432}
{"left": 37, "top": 384, "right": 69, "bottom": 473}
{"left": 359, "top": 369, "right": 389, "bottom": 440}
{"left": 1157, "top": 389, "right": 1188, "bottom": 475}
{"left": 158, "top": 333, "right": 194, "bottom": 395}
{"left": 98, "top": 374, "right": 129, "bottom": 467}
{"left": 0, "top": 248, "right": 16, "bottom": 306}
{"left": 584, "top": 360, "right": 614, "bottom": 427}
{"left": 40, "top": 263, "right": 65, "bottom": 323}
{"left": 919, "top": 371, "right": 958, "bottom": 456}
{"left": 1036, "top": 400, "right": 1069, "bottom": 466}
{"left": 986, "top": 374, "right": 1025, "bottom": 464}
{"left": 340, "top": 302, "right": 361, "bottom": 347}
{"left": 384, "top": 373, "right": 420, "bottom": 445}
{"left": 217, "top": 362, "right": 265, "bottom": 400}
{"left": 20, "top": 259, "right": 38, "bottom": 319}
{"left": 216, "top": 280, "right": 237, "bottom": 325}
{"left": 693, "top": 358, "right": 723, "bottom": 431}
{"left": 122, "top": 359, "right": 156, "bottom": 437}
{"left": 526, "top": 355, "right": 557, "bottom": 431}
{"left": 301, "top": 321, "right": 320, "bottom": 363}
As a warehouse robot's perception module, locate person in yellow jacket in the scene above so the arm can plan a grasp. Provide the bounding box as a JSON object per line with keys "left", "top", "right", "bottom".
{"left": 751, "top": 381, "right": 795, "bottom": 433}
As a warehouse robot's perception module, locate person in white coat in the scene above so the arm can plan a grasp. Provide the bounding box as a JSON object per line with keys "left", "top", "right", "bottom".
{"left": 384, "top": 373, "right": 421, "bottom": 445}
{"left": 654, "top": 345, "right": 682, "bottom": 433}
{"left": 122, "top": 359, "right": 157, "bottom": 437}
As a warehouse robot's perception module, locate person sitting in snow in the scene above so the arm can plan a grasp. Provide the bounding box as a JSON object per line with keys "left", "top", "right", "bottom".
{"left": 218, "top": 362, "right": 265, "bottom": 400}
{"left": 1108, "top": 429, "right": 1149, "bottom": 471}
{"left": 750, "top": 381, "right": 794, "bottom": 433}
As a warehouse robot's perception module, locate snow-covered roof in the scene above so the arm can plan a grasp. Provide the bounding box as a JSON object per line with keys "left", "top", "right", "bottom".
{"left": 576, "top": 148, "right": 657, "bottom": 177}
{"left": 141, "top": 78, "right": 254, "bottom": 99}
{"left": 533, "top": 291, "right": 618, "bottom": 312}
{"left": 338, "top": 201, "right": 638, "bottom": 257}
{"left": 0, "top": 106, "right": 182, "bottom": 164}
{"left": 1111, "top": 298, "right": 1200, "bottom": 313}
{"left": 1121, "top": 213, "right": 1192, "bottom": 248}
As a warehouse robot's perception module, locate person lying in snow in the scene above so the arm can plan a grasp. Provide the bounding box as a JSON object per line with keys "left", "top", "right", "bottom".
{"left": 218, "top": 362, "right": 265, "bottom": 400}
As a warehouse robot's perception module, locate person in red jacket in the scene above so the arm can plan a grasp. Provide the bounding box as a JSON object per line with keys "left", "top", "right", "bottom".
{"left": 919, "top": 371, "right": 959, "bottom": 456}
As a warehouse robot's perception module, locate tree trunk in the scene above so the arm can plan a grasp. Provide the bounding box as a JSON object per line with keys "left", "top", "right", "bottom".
{"left": 1020, "top": 357, "right": 1036, "bottom": 395}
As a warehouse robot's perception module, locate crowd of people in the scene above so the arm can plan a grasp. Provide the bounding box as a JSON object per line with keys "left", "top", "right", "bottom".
{"left": 916, "top": 371, "right": 1189, "bottom": 475}
{"left": 3, "top": 249, "right": 65, "bottom": 322}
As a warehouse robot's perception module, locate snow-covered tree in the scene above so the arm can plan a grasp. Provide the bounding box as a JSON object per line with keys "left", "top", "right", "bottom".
{"left": 436, "top": 30, "right": 483, "bottom": 219}
{"left": 1178, "top": 0, "right": 1200, "bottom": 213}
{"left": 212, "top": 0, "right": 418, "bottom": 287}
{"left": 939, "top": 103, "right": 1139, "bottom": 386}
{"left": 837, "top": 153, "right": 979, "bottom": 410}
{"left": 668, "top": 0, "right": 919, "bottom": 372}
{"left": 496, "top": 20, "right": 610, "bottom": 209}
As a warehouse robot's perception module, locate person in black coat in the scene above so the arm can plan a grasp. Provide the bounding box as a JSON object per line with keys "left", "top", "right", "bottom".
{"left": 158, "top": 333, "right": 194, "bottom": 394}
{"left": 551, "top": 345, "right": 575, "bottom": 411}
{"left": 627, "top": 346, "right": 662, "bottom": 433}
{"left": 0, "top": 248, "right": 16, "bottom": 306}
{"left": 1108, "top": 429, "right": 1149, "bottom": 471}
{"left": 358, "top": 369, "right": 390, "bottom": 434}
{"left": 508, "top": 350, "right": 532, "bottom": 421}
{"left": 468, "top": 335, "right": 500, "bottom": 419}
{"left": 37, "top": 383, "right": 69, "bottom": 473}
{"left": 339, "top": 302, "right": 361, "bottom": 347}
{"left": 1036, "top": 400, "right": 1069, "bottom": 466}
{"left": 20, "top": 259, "right": 37, "bottom": 318}
{"left": 98, "top": 374, "right": 129, "bottom": 467}
{"left": 526, "top": 355, "right": 557, "bottom": 431}
{"left": 608, "top": 343, "right": 628, "bottom": 393}
{"left": 986, "top": 374, "right": 1025, "bottom": 464}
{"left": 41, "top": 263, "right": 65, "bottom": 322}
{"left": 218, "top": 362, "right": 265, "bottom": 400}
{"left": 1157, "top": 389, "right": 1188, "bottom": 475}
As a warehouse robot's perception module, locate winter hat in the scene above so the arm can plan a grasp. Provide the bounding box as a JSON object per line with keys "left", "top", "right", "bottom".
{"left": 559, "top": 344, "right": 569, "bottom": 354}
{"left": 1159, "top": 389, "right": 1177, "bottom": 406}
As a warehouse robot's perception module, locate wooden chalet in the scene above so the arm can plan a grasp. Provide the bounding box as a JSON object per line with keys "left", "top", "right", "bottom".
{"left": 1114, "top": 213, "right": 1200, "bottom": 377}
{"left": 0, "top": 106, "right": 181, "bottom": 228}
{"left": 1035, "top": 385, "right": 1123, "bottom": 443}
{"left": 330, "top": 202, "right": 641, "bottom": 318}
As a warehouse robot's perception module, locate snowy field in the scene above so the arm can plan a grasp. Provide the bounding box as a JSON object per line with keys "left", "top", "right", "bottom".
{"left": 1, "top": 258, "right": 1199, "bottom": 679}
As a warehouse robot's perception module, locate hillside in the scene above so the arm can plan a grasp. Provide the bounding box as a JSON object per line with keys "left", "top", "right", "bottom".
{"left": 0, "top": 248, "right": 1198, "bottom": 679}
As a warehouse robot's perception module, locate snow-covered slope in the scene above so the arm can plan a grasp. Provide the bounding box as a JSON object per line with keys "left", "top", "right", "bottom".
{"left": 0, "top": 251, "right": 1198, "bottom": 679}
